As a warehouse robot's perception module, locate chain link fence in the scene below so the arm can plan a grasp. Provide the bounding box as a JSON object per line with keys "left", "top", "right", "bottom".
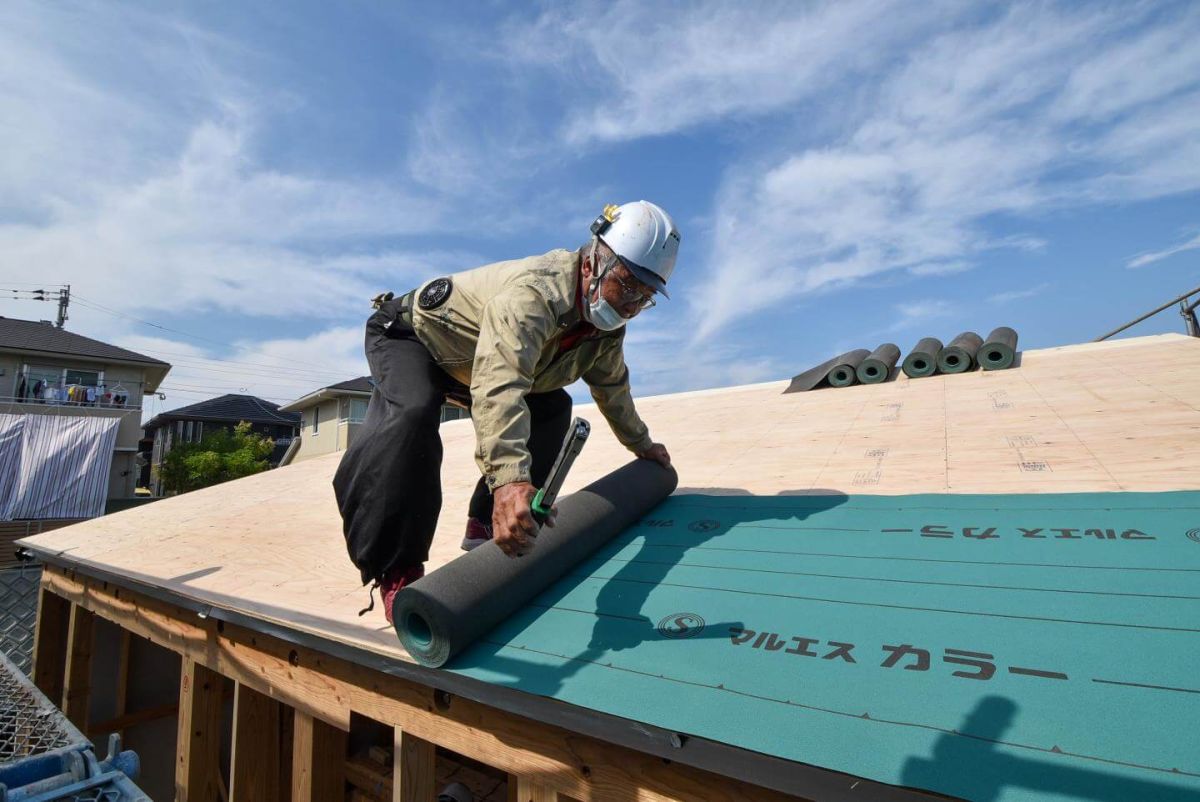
{"left": 0, "top": 563, "right": 42, "bottom": 676}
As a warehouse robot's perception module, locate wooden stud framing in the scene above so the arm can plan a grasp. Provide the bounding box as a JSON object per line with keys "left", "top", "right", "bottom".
{"left": 392, "top": 727, "right": 435, "bottom": 802}
{"left": 32, "top": 584, "right": 70, "bottom": 702}
{"left": 44, "top": 566, "right": 802, "bottom": 802}
{"left": 231, "top": 682, "right": 283, "bottom": 802}
{"left": 291, "top": 710, "right": 347, "bottom": 802}
{"left": 61, "top": 603, "right": 95, "bottom": 730}
{"left": 177, "top": 657, "right": 225, "bottom": 802}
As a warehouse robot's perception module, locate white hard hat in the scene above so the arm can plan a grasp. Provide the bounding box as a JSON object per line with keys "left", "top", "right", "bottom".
{"left": 591, "top": 200, "right": 681, "bottom": 298}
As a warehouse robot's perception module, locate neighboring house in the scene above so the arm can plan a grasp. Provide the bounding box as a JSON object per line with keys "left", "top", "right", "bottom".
{"left": 0, "top": 316, "right": 171, "bottom": 518}
{"left": 142, "top": 394, "right": 300, "bottom": 496}
{"left": 280, "top": 377, "right": 469, "bottom": 462}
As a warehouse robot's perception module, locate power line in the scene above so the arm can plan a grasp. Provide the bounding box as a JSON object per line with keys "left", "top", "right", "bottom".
{"left": 69, "top": 294, "right": 356, "bottom": 375}
{"left": 134, "top": 348, "right": 360, "bottom": 378}
{"left": 158, "top": 386, "right": 294, "bottom": 404}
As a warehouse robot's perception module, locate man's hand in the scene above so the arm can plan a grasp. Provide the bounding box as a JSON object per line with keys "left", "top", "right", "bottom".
{"left": 492, "top": 481, "right": 542, "bottom": 558}
{"left": 636, "top": 442, "right": 672, "bottom": 469}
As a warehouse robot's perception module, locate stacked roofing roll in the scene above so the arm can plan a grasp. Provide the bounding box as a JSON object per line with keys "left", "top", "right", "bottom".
{"left": 937, "top": 331, "right": 984, "bottom": 374}
{"left": 784, "top": 327, "right": 1019, "bottom": 393}
{"left": 857, "top": 343, "right": 901, "bottom": 385}
{"left": 979, "top": 327, "right": 1019, "bottom": 370}
{"left": 783, "top": 349, "right": 870, "bottom": 393}
{"left": 902, "top": 338, "right": 942, "bottom": 379}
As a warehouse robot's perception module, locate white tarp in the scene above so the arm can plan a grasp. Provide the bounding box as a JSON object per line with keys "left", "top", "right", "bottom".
{"left": 0, "top": 414, "right": 121, "bottom": 520}
{"left": 0, "top": 415, "right": 23, "bottom": 520}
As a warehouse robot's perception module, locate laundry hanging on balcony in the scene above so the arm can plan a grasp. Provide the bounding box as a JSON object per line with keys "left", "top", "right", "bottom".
{"left": 0, "top": 414, "right": 120, "bottom": 520}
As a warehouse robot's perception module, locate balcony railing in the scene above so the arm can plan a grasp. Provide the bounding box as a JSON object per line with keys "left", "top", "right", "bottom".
{"left": 0, "top": 394, "right": 142, "bottom": 412}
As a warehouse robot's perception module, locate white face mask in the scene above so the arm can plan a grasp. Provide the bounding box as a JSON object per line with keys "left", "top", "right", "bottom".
{"left": 584, "top": 242, "right": 628, "bottom": 331}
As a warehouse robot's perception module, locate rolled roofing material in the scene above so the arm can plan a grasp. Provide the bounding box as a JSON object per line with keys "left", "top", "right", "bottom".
{"left": 979, "top": 326, "right": 1019, "bottom": 370}
{"left": 901, "top": 337, "right": 942, "bottom": 378}
{"left": 783, "top": 348, "right": 871, "bottom": 393}
{"left": 856, "top": 343, "right": 901, "bottom": 385}
{"left": 827, "top": 349, "right": 871, "bottom": 388}
{"left": 392, "top": 459, "right": 679, "bottom": 667}
{"left": 936, "top": 331, "right": 983, "bottom": 374}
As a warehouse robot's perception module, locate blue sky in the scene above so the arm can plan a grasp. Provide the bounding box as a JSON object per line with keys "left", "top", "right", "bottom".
{"left": 1, "top": 1, "right": 1198, "bottom": 419}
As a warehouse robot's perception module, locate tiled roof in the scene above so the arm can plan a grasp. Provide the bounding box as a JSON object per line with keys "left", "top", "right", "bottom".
{"left": 325, "top": 376, "right": 372, "bottom": 393}
{"left": 0, "top": 316, "right": 169, "bottom": 366}
{"left": 278, "top": 376, "right": 373, "bottom": 412}
{"left": 143, "top": 394, "right": 300, "bottom": 431}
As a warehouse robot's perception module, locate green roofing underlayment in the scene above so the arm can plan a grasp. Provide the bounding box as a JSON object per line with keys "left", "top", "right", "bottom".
{"left": 448, "top": 492, "right": 1200, "bottom": 802}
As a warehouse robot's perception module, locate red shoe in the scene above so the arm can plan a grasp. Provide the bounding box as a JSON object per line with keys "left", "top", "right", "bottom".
{"left": 461, "top": 517, "right": 493, "bottom": 551}
{"left": 380, "top": 564, "right": 425, "bottom": 625}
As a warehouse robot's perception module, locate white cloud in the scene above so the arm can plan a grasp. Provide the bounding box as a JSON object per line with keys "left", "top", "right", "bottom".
{"left": 988, "top": 283, "right": 1051, "bottom": 304}
{"left": 908, "top": 262, "right": 973, "bottom": 277}
{"left": 893, "top": 300, "right": 952, "bottom": 328}
{"left": 118, "top": 328, "right": 367, "bottom": 420}
{"left": 688, "top": 3, "right": 1200, "bottom": 339}
{"left": 1127, "top": 231, "right": 1200, "bottom": 269}
{"left": 0, "top": 1, "right": 469, "bottom": 325}
{"left": 511, "top": 0, "right": 957, "bottom": 144}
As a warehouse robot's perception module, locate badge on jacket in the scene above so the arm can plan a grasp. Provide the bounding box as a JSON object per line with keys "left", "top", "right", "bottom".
{"left": 418, "top": 278, "right": 453, "bottom": 310}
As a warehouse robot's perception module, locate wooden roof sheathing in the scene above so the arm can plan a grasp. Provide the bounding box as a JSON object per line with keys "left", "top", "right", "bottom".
{"left": 18, "top": 333, "right": 1200, "bottom": 664}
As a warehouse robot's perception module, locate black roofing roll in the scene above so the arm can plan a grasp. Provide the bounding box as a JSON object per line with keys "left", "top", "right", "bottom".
{"left": 936, "top": 331, "right": 983, "bottom": 374}
{"left": 827, "top": 349, "right": 871, "bottom": 388}
{"left": 392, "top": 459, "right": 678, "bottom": 667}
{"left": 902, "top": 337, "right": 943, "bottom": 378}
{"left": 979, "top": 327, "right": 1019, "bottom": 371}
{"left": 856, "top": 343, "right": 901, "bottom": 385}
{"left": 783, "top": 348, "right": 871, "bottom": 393}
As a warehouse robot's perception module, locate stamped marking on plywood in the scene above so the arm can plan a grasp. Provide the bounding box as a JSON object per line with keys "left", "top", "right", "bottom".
{"left": 854, "top": 448, "right": 889, "bottom": 485}
{"left": 988, "top": 390, "right": 1013, "bottom": 410}
{"left": 880, "top": 403, "right": 904, "bottom": 422}
{"left": 1006, "top": 435, "right": 1038, "bottom": 448}
{"left": 853, "top": 470, "right": 883, "bottom": 486}
{"left": 1019, "top": 460, "right": 1052, "bottom": 473}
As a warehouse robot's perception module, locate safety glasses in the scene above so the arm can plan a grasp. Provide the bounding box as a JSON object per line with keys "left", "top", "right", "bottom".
{"left": 609, "top": 265, "right": 657, "bottom": 310}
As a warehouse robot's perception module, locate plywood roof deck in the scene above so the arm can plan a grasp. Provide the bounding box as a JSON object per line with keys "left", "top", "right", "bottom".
{"left": 20, "top": 333, "right": 1200, "bottom": 665}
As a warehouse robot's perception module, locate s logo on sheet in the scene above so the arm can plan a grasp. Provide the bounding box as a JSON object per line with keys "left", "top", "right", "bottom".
{"left": 657, "top": 612, "right": 706, "bottom": 639}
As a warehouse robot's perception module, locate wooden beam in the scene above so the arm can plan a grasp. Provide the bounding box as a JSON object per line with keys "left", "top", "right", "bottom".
{"left": 177, "top": 658, "right": 225, "bottom": 802}
{"left": 113, "top": 629, "right": 133, "bottom": 738}
{"left": 32, "top": 584, "right": 70, "bottom": 701}
{"left": 89, "top": 702, "right": 179, "bottom": 738}
{"left": 510, "top": 777, "right": 557, "bottom": 802}
{"left": 231, "top": 682, "right": 282, "bottom": 802}
{"left": 392, "top": 727, "right": 435, "bottom": 802}
{"left": 61, "top": 603, "right": 95, "bottom": 730}
{"left": 291, "top": 710, "right": 347, "bottom": 802}
{"left": 44, "top": 567, "right": 802, "bottom": 802}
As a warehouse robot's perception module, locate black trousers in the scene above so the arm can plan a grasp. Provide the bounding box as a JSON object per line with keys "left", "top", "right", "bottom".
{"left": 332, "top": 299, "right": 572, "bottom": 585}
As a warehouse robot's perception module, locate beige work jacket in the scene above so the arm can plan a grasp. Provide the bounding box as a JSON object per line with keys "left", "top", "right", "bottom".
{"left": 411, "top": 248, "right": 653, "bottom": 489}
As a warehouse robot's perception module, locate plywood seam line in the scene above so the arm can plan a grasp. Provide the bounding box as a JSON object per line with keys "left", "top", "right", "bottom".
{"left": 1087, "top": 350, "right": 1200, "bottom": 415}
{"left": 1015, "top": 369, "right": 1126, "bottom": 492}
{"left": 810, "top": 394, "right": 873, "bottom": 491}
{"left": 941, "top": 377, "right": 951, "bottom": 491}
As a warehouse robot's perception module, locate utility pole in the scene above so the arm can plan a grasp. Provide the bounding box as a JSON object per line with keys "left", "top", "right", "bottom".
{"left": 56, "top": 284, "right": 70, "bottom": 328}
{"left": 1, "top": 285, "right": 71, "bottom": 327}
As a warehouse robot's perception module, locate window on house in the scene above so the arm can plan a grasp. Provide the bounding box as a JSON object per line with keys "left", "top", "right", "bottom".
{"left": 18, "top": 365, "right": 60, "bottom": 401}
{"left": 184, "top": 421, "right": 194, "bottom": 442}
{"left": 348, "top": 398, "right": 369, "bottom": 423}
{"left": 18, "top": 364, "right": 108, "bottom": 405}
{"left": 64, "top": 368, "right": 100, "bottom": 387}
{"left": 312, "top": 406, "right": 320, "bottom": 434}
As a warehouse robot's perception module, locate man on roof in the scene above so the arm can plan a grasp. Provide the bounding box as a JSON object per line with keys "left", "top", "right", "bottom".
{"left": 333, "top": 200, "right": 679, "bottom": 622}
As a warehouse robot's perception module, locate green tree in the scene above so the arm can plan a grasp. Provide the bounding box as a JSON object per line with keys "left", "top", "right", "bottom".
{"left": 156, "top": 421, "right": 277, "bottom": 494}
